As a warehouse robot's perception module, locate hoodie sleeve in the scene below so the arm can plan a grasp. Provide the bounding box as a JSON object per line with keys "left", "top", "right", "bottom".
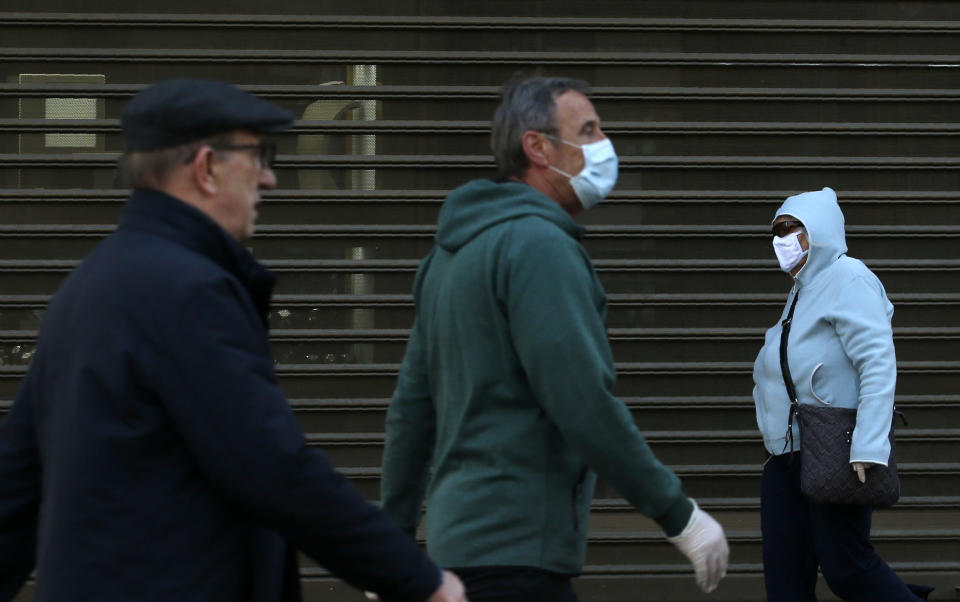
{"left": 831, "top": 274, "right": 897, "bottom": 465}
{"left": 503, "top": 220, "right": 693, "bottom": 536}
{"left": 381, "top": 316, "right": 436, "bottom": 539}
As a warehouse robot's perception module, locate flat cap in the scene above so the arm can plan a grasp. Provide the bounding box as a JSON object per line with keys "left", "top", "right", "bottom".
{"left": 122, "top": 79, "right": 294, "bottom": 152}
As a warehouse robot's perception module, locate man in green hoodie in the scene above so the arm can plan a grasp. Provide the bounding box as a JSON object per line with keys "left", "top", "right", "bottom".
{"left": 380, "top": 76, "right": 729, "bottom": 601}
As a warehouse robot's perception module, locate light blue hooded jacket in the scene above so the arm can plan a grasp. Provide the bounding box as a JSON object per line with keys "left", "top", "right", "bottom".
{"left": 752, "top": 187, "right": 896, "bottom": 465}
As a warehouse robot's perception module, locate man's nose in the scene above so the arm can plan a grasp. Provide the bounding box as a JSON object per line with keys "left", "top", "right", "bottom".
{"left": 259, "top": 166, "right": 278, "bottom": 189}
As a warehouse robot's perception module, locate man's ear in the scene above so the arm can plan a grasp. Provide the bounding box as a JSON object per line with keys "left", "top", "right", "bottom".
{"left": 188, "top": 145, "right": 219, "bottom": 196}
{"left": 521, "top": 130, "right": 551, "bottom": 169}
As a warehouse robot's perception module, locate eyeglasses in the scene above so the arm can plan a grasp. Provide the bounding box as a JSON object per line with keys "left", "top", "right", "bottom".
{"left": 772, "top": 220, "right": 804, "bottom": 238}
{"left": 212, "top": 141, "right": 277, "bottom": 170}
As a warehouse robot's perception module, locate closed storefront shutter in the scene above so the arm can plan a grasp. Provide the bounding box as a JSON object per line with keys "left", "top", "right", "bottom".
{"left": 1, "top": 2, "right": 958, "bottom": 600}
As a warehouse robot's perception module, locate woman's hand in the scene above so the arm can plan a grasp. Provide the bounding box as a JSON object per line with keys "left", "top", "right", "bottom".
{"left": 851, "top": 461, "right": 878, "bottom": 483}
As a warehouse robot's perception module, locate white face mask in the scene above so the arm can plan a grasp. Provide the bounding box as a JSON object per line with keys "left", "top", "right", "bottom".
{"left": 772, "top": 230, "right": 809, "bottom": 273}
{"left": 547, "top": 137, "right": 619, "bottom": 209}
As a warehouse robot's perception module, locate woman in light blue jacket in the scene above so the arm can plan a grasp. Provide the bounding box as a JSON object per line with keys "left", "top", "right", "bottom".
{"left": 752, "top": 188, "right": 933, "bottom": 601}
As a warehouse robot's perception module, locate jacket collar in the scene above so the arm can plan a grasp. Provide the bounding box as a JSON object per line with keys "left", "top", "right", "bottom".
{"left": 118, "top": 188, "right": 276, "bottom": 323}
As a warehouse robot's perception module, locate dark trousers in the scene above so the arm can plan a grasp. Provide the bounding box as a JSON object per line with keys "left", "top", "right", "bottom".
{"left": 450, "top": 566, "right": 579, "bottom": 602}
{"left": 761, "top": 452, "right": 930, "bottom": 602}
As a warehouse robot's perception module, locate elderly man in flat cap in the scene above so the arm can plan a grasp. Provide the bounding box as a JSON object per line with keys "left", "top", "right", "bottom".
{"left": 0, "top": 79, "right": 466, "bottom": 602}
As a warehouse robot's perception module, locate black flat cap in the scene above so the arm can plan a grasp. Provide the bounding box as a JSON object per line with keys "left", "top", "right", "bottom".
{"left": 122, "top": 79, "right": 294, "bottom": 152}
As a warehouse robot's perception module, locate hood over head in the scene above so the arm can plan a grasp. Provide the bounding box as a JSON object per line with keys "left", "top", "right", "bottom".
{"left": 774, "top": 187, "right": 847, "bottom": 284}
{"left": 435, "top": 179, "right": 584, "bottom": 252}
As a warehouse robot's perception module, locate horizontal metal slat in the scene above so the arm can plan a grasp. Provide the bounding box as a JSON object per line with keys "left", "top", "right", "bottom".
{"left": 6, "top": 119, "right": 960, "bottom": 135}
{"left": 3, "top": 13, "right": 960, "bottom": 33}
{"left": 7, "top": 197, "right": 960, "bottom": 228}
{"left": 3, "top": 84, "right": 960, "bottom": 101}
{"left": 593, "top": 495, "right": 960, "bottom": 512}
{"left": 576, "top": 560, "right": 960, "bottom": 575}
{"left": 268, "top": 258, "right": 960, "bottom": 270}
{"left": 582, "top": 528, "right": 960, "bottom": 542}
{"left": 304, "top": 429, "right": 960, "bottom": 445}
{"left": 5, "top": 188, "right": 960, "bottom": 205}
{"left": 0, "top": 454, "right": 913, "bottom": 502}
{"left": 300, "top": 431, "right": 960, "bottom": 469}
{"left": 5, "top": 395, "right": 960, "bottom": 411}
{"left": 12, "top": 258, "right": 960, "bottom": 270}
{"left": 10, "top": 258, "right": 960, "bottom": 302}
{"left": 5, "top": 224, "right": 960, "bottom": 235}
{"left": 5, "top": 153, "right": 960, "bottom": 169}
{"left": 288, "top": 394, "right": 960, "bottom": 409}
{"left": 4, "top": 48, "right": 960, "bottom": 65}
{"left": 293, "top": 562, "right": 960, "bottom": 588}
{"left": 11, "top": 326, "right": 960, "bottom": 341}
{"left": 300, "top": 402, "right": 950, "bottom": 439}
{"left": 326, "top": 462, "right": 960, "bottom": 477}
{"left": 6, "top": 292, "right": 960, "bottom": 308}
{"left": 5, "top": 360, "right": 960, "bottom": 378}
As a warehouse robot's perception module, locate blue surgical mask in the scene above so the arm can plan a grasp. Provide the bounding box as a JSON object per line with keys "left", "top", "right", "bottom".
{"left": 547, "top": 136, "right": 619, "bottom": 209}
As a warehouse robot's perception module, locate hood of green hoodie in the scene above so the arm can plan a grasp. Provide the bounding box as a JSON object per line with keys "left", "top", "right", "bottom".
{"left": 774, "top": 187, "right": 847, "bottom": 286}
{"left": 435, "top": 179, "right": 585, "bottom": 251}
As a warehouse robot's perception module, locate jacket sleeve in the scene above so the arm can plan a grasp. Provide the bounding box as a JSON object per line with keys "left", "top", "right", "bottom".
{"left": 832, "top": 274, "right": 897, "bottom": 465}
{"left": 380, "top": 317, "right": 436, "bottom": 538}
{"left": 159, "top": 279, "right": 440, "bottom": 602}
{"left": 503, "top": 223, "right": 693, "bottom": 536}
{"left": 0, "top": 375, "right": 41, "bottom": 602}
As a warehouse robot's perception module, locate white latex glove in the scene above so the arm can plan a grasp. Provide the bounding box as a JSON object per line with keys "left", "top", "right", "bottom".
{"left": 667, "top": 499, "right": 729, "bottom": 593}
{"left": 851, "top": 461, "right": 878, "bottom": 483}
{"left": 365, "top": 570, "right": 467, "bottom": 602}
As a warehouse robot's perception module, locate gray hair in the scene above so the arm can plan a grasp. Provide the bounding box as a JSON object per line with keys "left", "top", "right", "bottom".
{"left": 118, "top": 132, "right": 235, "bottom": 189}
{"left": 490, "top": 75, "right": 589, "bottom": 179}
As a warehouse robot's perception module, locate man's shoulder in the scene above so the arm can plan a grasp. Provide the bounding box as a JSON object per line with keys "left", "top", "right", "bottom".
{"left": 112, "top": 227, "right": 229, "bottom": 279}
{"left": 505, "top": 214, "right": 584, "bottom": 256}
{"left": 72, "top": 228, "right": 238, "bottom": 306}
{"left": 507, "top": 212, "right": 574, "bottom": 236}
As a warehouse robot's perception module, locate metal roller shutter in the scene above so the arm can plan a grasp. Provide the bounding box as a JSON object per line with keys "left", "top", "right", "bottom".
{"left": 1, "top": 2, "right": 958, "bottom": 600}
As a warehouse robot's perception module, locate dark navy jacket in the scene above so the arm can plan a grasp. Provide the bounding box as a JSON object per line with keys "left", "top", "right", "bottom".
{"left": 0, "top": 189, "right": 440, "bottom": 602}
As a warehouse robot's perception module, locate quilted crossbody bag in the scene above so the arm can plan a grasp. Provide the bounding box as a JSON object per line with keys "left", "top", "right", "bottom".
{"left": 779, "top": 290, "right": 901, "bottom": 507}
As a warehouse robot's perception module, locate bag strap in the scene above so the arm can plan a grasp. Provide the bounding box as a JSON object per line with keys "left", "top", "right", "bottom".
{"left": 778, "top": 290, "right": 801, "bottom": 454}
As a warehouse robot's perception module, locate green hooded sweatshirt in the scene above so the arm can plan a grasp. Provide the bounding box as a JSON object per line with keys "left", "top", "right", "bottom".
{"left": 381, "top": 179, "right": 693, "bottom": 574}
